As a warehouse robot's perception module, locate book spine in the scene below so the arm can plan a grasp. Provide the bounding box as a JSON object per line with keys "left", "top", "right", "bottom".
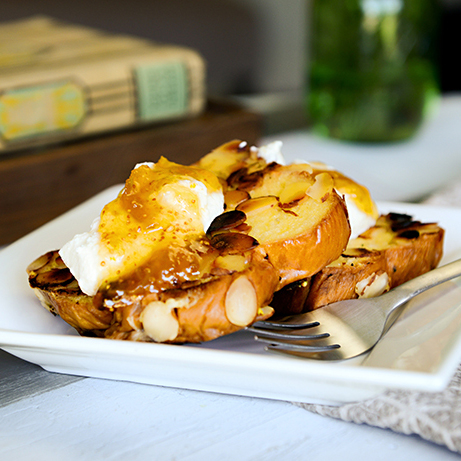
{"left": 0, "top": 51, "right": 206, "bottom": 152}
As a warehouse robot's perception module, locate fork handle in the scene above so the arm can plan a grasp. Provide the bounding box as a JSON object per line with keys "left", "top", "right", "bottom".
{"left": 381, "top": 258, "right": 461, "bottom": 315}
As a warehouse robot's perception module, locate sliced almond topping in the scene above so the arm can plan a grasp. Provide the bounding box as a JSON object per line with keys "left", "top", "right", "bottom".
{"left": 355, "top": 272, "right": 390, "bottom": 298}
{"left": 224, "top": 189, "right": 250, "bottom": 210}
{"left": 306, "top": 172, "right": 334, "bottom": 202}
{"left": 236, "top": 196, "right": 278, "bottom": 215}
{"left": 54, "top": 254, "right": 67, "bottom": 270}
{"left": 279, "top": 181, "right": 310, "bottom": 204}
{"left": 257, "top": 306, "right": 274, "bottom": 319}
{"left": 32, "top": 269, "right": 74, "bottom": 288}
{"left": 141, "top": 298, "right": 187, "bottom": 342}
{"left": 227, "top": 167, "right": 249, "bottom": 188}
{"left": 246, "top": 158, "right": 267, "bottom": 174}
{"left": 207, "top": 210, "right": 246, "bottom": 237}
{"left": 215, "top": 254, "right": 248, "bottom": 272}
{"left": 26, "top": 251, "right": 54, "bottom": 273}
{"left": 210, "top": 232, "right": 259, "bottom": 254}
{"left": 225, "top": 276, "right": 258, "bottom": 326}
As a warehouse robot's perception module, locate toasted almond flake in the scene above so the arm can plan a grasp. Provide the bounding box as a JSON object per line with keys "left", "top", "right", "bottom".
{"left": 141, "top": 298, "right": 188, "bottom": 342}
{"left": 306, "top": 172, "right": 334, "bottom": 202}
{"left": 215, "top": 254, "right": 248, "bottom": 272}
{"left": 355, "top": 272, "right": 390, "bottom": 298}
{"left": 236, "top": 196, "right": 278, "bottom": 215}
{"left": 225, "top": 276, "right": 258, "bottom": 326}
{"left": 279, "top": 181, "right": 310, "bottom": 204}
{"left": 224, "top": 189, "right": 250, "bottom": 209}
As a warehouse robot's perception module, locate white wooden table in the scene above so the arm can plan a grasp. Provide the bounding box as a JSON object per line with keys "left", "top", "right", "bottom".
{"left": 0, "top": 349, "right": 459, "bottom": 461}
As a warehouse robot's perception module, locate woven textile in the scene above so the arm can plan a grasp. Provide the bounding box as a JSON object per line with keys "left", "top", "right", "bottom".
{"left": 298, "top": 365, "right": 461, "bottom": 453}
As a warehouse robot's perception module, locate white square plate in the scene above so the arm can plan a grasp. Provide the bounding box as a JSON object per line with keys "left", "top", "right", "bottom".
{"left": 1, "top": 186, "right": 461, "bottom": 405}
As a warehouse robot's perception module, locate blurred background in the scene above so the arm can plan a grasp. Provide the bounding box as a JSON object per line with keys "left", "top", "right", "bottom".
{"left": 2, "top": 0, "right": 460, "bottom": 127}
{"left": 2, "top": 0, "right": 460, "bottom": 132}
{"left": 2, "top": 0, "right": 307, "bottom": 96}
{"left": 2, "top": 0, "right": 461, "bottom": 244}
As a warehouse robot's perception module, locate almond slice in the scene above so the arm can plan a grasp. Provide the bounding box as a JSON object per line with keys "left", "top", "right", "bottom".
{"left": 210, "top": 232, "right": 259, "bottom": 254}
{"left": 306, "top": 172, "right": 334, "bottom": 202}
{"left": 207, "top": 210, "right": 246, "bottom": 237}
{"left": 33, "top": 269, "right": 74, "bottom": 288}
{"left": 141, "top": 298, "right": 188, "bottom": 342}
{"left": 225, "top": 276, "right": 258, "bottom": 326}
{"left": 279, "top": 181, "right": 310, "bottom": 204}
{"left": 355, "top": 272, "right": 390, "bottom": 298}
{"left": 215, "top": 254, "right": 248, "bottom": 272}
{"left": 27, "top": 251, "right": 54, "bottom": 273}
{"left": 224, "top": 189, "right": 250, "bottom": 210}
{"left": 236, "top": 196, "right": 278, "bottom": 215}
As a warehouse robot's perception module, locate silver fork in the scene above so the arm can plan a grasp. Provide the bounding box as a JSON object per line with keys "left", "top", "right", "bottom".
{"left": 248, "top": 258, "right": 461, "bottom": 360}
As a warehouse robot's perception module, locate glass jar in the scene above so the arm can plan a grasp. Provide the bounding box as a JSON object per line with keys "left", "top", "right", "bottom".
{"left": 307, "top": 0, "right": 440, "bottom": 143}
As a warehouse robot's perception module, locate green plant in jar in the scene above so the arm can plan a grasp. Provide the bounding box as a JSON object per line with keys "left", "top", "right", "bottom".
{"left": 307, "top": 0, "right": 440, "bottom": 143}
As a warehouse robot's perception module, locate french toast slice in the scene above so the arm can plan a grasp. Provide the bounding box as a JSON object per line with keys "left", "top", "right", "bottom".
{"left": 228, "top": 162, "right": 351, "bottom": 289}
{"left": 270, "top": 213, "right": 444, "bottom": 315}
{"left": 28, "top": 244, "right": 279, "bottom": 343}
{"left": 197, "top": 140, "right": 352, "bottom": 288}
{"left": 27, "top": 141, "right": 351, "bottom": 343}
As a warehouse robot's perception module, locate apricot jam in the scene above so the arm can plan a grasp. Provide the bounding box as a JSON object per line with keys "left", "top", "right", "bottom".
{"left": 96, "top": 157, "right": 223, "bottom": 291}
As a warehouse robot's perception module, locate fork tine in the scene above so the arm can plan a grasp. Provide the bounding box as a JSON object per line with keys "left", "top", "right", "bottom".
{"left": 254, "top": 319, "right": 320, "bottom": 329}
{"left": 246, "top": 326, "right": 329, "bottom": 341}
{"left": 256, "top": 337, "right": 341, "bottom": 352}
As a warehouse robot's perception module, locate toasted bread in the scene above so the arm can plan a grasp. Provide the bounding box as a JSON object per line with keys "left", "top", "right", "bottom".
{"left": 226, "top": 162, "right": 351, "bottom": 288}
{"left": 27, "top": 141, "right": 352, "bottom": 343}
{"left": 28, "top": 245, "right": 278, "bottom": 343}
{"left": 270, "top": 213, "right": 444, "bottom": 315}
{"left": 197, "top": 141, "right": 352, "bottom": 287}
{"left": 27, "top": 250, "right": 113, "bottom": 333}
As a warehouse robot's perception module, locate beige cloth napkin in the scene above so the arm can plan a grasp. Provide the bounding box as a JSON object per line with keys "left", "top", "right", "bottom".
{"left": 298, "top": 180, "right": 461, "bottom": 453}
{"left": 297, "top": 365, "right": 461, "bottom": 453}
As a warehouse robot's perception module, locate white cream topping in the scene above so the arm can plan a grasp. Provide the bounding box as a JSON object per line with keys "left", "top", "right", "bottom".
{"left": 134, "top": 161, "right": 155, "bottom": 169}
{"left": 59, "top": 217, "right": 113, "bottom": 296}
{"left": 257, "top": 141, "right": 286, "bottom": 165}
{"left": 60, "top": 169, "right": 224, "bottom": 296}
{"left": 342, "top": 194, "right": 377, "bottom": 239}
{"left": 156, "top": 179, "right": 224, "bottom": 232}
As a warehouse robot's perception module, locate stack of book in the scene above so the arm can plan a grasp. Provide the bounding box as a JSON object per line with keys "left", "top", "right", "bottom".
{"left": 0, "top": 16, "right": 206, "bottom": 153}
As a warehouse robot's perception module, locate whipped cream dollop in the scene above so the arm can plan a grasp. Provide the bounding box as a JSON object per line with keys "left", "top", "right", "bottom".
{"left": 256, "top": 140, "right": 287, "bottom": 165}
{"left": 59, "top": 217, "right": 107, "bottom": 297}
{"left": 341, "top": 194, "right": 377, "bottom": 239}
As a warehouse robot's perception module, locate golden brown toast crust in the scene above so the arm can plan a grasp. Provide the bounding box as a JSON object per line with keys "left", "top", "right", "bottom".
{"left": 28, "top": 251, "right": 112, "bottom": 334}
